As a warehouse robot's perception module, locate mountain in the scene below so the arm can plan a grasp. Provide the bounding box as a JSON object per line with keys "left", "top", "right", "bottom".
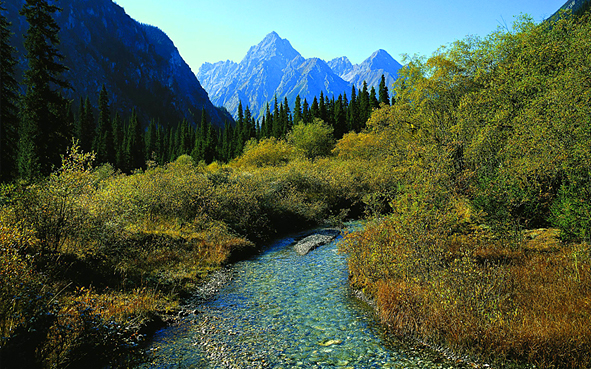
{"left": 198, "top": 32, "right": 402, "bottom": 119}
{"left": 338, "top": 50, "right": 403, "bottom": 90}
{"left": 555, "top": 0, "right": 591, "bottom": 15}
{"left": 3, "top": 0, "right": 231, "bottom": 127}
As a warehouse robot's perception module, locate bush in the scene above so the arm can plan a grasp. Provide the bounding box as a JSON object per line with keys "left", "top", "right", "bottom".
{"left": 287, "top": 119, "right": 335, "bottom": 159}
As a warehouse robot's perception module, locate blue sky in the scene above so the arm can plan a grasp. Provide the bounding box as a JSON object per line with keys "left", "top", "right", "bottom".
{"left": 113, "top": 0, "right": 566, "bottom": 74}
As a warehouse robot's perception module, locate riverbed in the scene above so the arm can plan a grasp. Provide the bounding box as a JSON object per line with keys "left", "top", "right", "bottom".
{"left": 139, "top": 227, "right": 469, "bottom": 368}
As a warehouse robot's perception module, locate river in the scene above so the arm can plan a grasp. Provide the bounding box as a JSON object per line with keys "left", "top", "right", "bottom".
{"left": 139, "top": 226, "right": 468, "bottom": 368}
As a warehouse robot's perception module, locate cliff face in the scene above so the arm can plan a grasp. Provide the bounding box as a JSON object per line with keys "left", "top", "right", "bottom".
{"left": 4, "top": 0, "right": 231, "bottom": 127}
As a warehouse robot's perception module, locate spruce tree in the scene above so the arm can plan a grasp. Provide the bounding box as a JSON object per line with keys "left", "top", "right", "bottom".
{"left": 125, "top": 109, "right": 144, "bottom": 171}
{"left": 111, "top": 112, "right": 124, "bottom": 168}
{"left": 294, "top": 95, "right": 302, "bottom": 124}
{"left": 311, "top": 97, "right": 320, "bottom": 120}
{"left": 359, "top": 82, "right": 370, "bottom": 129}
{"left": 145, "top": 120, "right": 157, "bottom": 162}
{"left": 302, "top": 99, "right": 311, "bottom": 123}
{"left": 333, "top": 95, "right": 346, "bottom": 139}
{"left": 319, "top": 91, "right": 327, "bottom": 122}
{"left": 19, "top": 0, "right": 70, "bottom": 178}
{"left": 94, "top": 85, "right": 112, "bottom": 163}
{"left": 369, "top": 86, "right": 379, "bottom": 110}
{"left": 272, "top": 96, "right": 281, "bottom": 138}
{"left": 379, "top": 75, "right": 390, "bottom": 105}
{"left": 0, "top": 1, "right": 19, "bottom": 181}
{"left": 263, "top": 103, "right": 273, "bottom": 138}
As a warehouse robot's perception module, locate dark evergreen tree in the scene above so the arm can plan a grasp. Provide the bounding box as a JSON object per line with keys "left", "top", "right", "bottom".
{"left": 358, "top": 81, "right": 370, "bottom": 129}
{"left": 263, "top": 103, "right": 273, "bottom": 138}
{"left": 145, "top": 120, "right": 157, "bottom": 162}
{"left": 369, "top": 86, "right": 379, "bottom": 110}
{"left": 333, "top": 94, "right": 347, "bottom": 139}
{"left": 319, "top": 91, "right": 327, "bottom": 122}
{"left": 379, "top": 75, "right": 390, "bottom": 105}
{"left": 294, "top": 95, "right": 302, "bottom": 124}
{"left": 272, "top": 96, "right": 281, "bottom": 138}
{"left": 124, "top": 109, "right": 144, "bottom": 171}
{"left": 19, "top": 0, "right": 70, "bottom": 178}
{"left": 93, "top": 85, "right": 112, "bottom": 163}
{"left": 79, "top": 97, "right": 95, "bottom": 152}
{"left": 112, "top": 112, "right": 124, "bottom": 168}
{"left": 0, "top": 1, "right": 19, "bottom": 181}
{"left": 311, "top": 97, "right": 320, "bottom": 120}
{"left": 244, "top": 105, "right": 256, "bottom": 141}
{"left": 302, "top": 99, "right": 311, "bottom": 123}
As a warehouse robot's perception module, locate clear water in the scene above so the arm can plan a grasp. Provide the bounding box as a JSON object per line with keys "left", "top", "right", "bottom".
{"left": 140, "top": 229, "right": 465, "bottom": 368}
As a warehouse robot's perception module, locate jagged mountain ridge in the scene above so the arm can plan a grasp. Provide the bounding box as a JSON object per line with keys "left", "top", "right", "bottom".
{"left": 3, "top": 0, "right": 231, "bottom": 128}
{"left": 198, "top": 32, "right": 403, "bottom": 119}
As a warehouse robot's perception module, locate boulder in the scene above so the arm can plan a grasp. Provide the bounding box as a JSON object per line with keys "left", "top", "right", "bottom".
{"left": 293, "top": 229, "right": 341, "bottom": 255}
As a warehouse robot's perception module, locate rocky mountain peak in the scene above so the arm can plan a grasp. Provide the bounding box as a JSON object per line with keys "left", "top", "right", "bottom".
{"left": 243, "top": 31, "right": 301, "bottom": 64}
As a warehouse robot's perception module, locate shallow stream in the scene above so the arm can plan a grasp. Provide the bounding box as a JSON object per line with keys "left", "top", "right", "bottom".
{"left": 140, "top": 227, "right": 467, "bottom": 368}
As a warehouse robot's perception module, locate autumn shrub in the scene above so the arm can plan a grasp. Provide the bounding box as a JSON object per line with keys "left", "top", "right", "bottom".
{"left": 232, "top": 137, "right": 297, "bottom": 168}
{"left": 38, "top": 287, "right": 169, "bottom": 368}
{"left": 287, "top": 119, "right": 335, "bottom": 159}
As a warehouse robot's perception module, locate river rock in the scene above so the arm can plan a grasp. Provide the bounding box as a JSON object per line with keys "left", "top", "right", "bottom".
{"left": 293, "top": 229, "right": 341, "bottom": 255}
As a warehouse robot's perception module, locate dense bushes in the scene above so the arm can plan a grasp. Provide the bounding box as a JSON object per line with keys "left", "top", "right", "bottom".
{"left": 340, "top": 13, "right": 591, "bottom": 368}
{"left": 0, "top": 131, "right": 402, "bottom": 366}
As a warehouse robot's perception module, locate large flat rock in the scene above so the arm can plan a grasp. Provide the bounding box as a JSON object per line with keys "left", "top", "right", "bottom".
{"left": 293, "top": 229, "right": 341, "bottom": 255}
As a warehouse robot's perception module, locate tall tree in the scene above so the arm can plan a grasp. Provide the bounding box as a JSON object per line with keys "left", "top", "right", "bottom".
{"left": 93, "top": 85, "right": 112, "bottom": 163}
{"left": 379, "top": 75, "right": 390, "bottom": 105}
{"left": 293, "top": 95, "right": 302, "bottom": 124}
{"left": 369, "top": 86, "right": 379, "bottom": 110}
{"left": 0, "top": 1, "right": 19, "bottom": 181}
{"left": 19, "top": 0, "right": 70, "bottom": 178}
{"left": 78, "top": 97, "right": 95, "bottom": 152}
{"left": 124, "top": 108, "right": 144, "bottom": 171}
{"left": 302, "top": 98, "right": 311, "bottom": 123}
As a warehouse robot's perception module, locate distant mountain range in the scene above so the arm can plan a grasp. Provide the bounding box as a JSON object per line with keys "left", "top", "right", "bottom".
{"left": 4, "top": 0, "right": 231, "bottom": 127}
{"left": 197, "top": 32, "right": 403, "bottom": 119}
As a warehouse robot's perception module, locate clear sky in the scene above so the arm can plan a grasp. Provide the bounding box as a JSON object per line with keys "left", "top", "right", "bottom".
{"left": 112, "top": 0, "right": 566, "bottom": 74}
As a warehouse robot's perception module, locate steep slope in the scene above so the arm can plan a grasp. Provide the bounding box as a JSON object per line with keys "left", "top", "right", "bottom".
{"left": 327, "top": 56, "right": 354, "bottom": 77}
{"left": 198, "top": 32, "right": 403, "bottom": 119}
{"left": 4, "top": 0, "right": 231, "bottom": 127}
{"left": 340, "top": 49, "right": 403, "bottom": 90}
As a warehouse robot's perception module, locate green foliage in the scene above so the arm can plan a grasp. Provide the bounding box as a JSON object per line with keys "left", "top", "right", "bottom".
{"left": 19, "top": 0, "right": 71, "bottom": 179}
{"left": 287, "top": 119, "right": 335, "bottom": 159}
{"left": 0, "top": 1, "right": 19, "bottom": 182}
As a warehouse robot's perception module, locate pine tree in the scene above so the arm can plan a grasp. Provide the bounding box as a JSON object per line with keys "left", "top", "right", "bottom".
{"left": 19, "top": 0, "right": 71, "bottom": 178}
{"left": 311, "top": 97, "right": 320, "bottom": 120}
{"left": 111, "top": 112, "right": 123, "bottom": 168}
{"left": 379, "top": 75, "right": 390, "bottom": 105}
{"left": 369, "top": 86, "right": 379, "bottom": 110}
{"left": 0, "top": 1, "right": 19, "bottom": 181}
{"left": 319, "top": 91, "right": 327, "bottom": 122}
{"left": 145, "top": 120, "right": 157, "bottom": 162}
{"left": 302, "top": 99, "right": 311, "bottom": 123}
{"left": 93, "top": 85, "right": 112, "bottom": 163}
{"left": 333, "top": 95, "right": 346, "bottom": 139}
{"left": 263, "top": 103, "right": 273, "bottom": 138}
{"left": 358, "top": 82, "right": 370, "bottom": 129}
{"left": 294, "top": 95, "right": 302, "bottom": 124}
{"left": 272, "top": 96, "right": 281, "bottom": 138}
{"left": 125, "top": 109, "right": 144, "bottom": 171}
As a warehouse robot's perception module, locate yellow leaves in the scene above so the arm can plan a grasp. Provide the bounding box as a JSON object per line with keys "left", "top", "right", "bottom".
{"left": 231, "top": 137, "right": 297, "bottom": 168}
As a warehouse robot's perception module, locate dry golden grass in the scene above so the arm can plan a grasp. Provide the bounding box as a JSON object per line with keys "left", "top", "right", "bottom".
{"left": 342, "top": 221, "right": 591, "bottom": 368}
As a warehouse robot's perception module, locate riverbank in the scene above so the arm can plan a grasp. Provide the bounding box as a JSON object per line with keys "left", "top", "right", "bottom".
{"left": 140, "top": 226, "right": 474, "bottom": 369}
{"left": 341, "top": 217, "right": 591, "bottom": 369}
